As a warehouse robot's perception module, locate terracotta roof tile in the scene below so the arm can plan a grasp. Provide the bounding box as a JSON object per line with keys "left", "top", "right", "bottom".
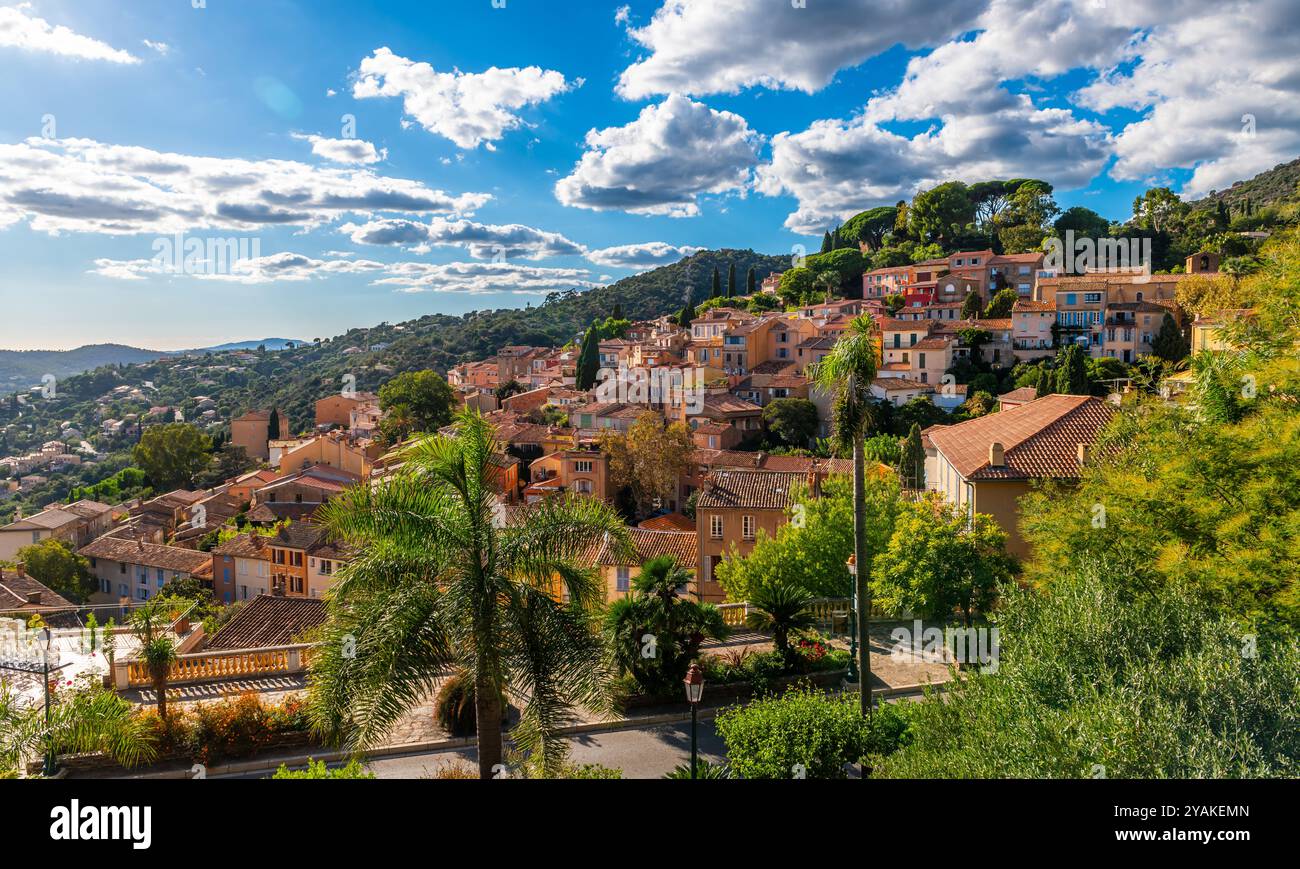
{"left": 0, "top": 568, "right": 74, "bottom": 611}
{"left": 205, "top": 595, "right": 326, "bottom": 651}
{"left": 639, "top": 513, "right": 696, "bottom": 532}
{"left": 597, "top": 528, "right": 698, "bottom": 568}
{"left": 928, "top": 395, "right": 1115, "bottom": 481}
{"left": 78, "top": 538, "right": 212, "bottom": 574}
{"left": 698, "top": 470, "right": 804, "bottom": 510}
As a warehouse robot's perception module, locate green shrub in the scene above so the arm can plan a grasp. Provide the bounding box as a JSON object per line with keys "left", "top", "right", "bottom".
{"left": 435, "top": 671, "right": 478, "bottom": 736}
{"left": 715, "top": 687, "right": 870, "bottom": 779}
{"left": 873, "top": 564, "right": 1300, "bottom": 778}
{"left": 666, "top": 760, "right": 732, "bottom": 779}
{"left": 272, "top": 759, "right": 374, "bottom": 779}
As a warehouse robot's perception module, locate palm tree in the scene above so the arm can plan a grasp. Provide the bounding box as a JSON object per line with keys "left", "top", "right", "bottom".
{"left": 1, "top": 685, "right": 156, "bottom": 777}
{"left": 745, "top": 583, "right": 817, "bottom": 666}
{"left": 605, "top": 556, "right": 727, "bottom": 695}
{"left": 308, "top": 410, "right": 632, "bottom": 779}
{"left": 131, "top": 600, "right": 176, "bottom": 721}
{"left": 814, "top": 270, "right": 839, "bottom": 304}
{"left": 809, "top": 314, "right": 879, "bottom": 716}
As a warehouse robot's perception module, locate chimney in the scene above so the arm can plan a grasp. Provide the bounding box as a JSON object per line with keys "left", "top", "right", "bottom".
{"left": 807, "top": 461, "right": 822, "bottom": 498}
{"left": 1077, "top": 443, "right": 1092, "bottom": 466}
{"left": 988, "top": 442, "right": 1005, "bottom": 467}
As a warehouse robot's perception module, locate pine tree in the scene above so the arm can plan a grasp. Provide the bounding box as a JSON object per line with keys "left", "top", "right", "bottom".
{"left": 727, "top": 263, "right": 737, "bottom": 298}
{"left": 746, "top": 267, "right": 757, "bottom": 296}
{"left": 577, "top": 323, "right": 601, "bottom": 391}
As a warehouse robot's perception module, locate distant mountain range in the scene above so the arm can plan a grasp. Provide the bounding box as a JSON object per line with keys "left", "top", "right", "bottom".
{"left": 0, "top": 339, "right": 306, "bottom": 391}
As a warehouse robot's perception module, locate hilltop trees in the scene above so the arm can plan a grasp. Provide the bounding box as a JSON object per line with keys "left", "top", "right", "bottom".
{"left": 132, "top": 423, "right": 213, "bottom": 490}
{"left": 910, "top": 182, "right": 975, "bottom": 244}
{"left": 377, "top": 370, "right": 455, "bottom": 443}
{"left": 1054, "top": 206, "right": 1110, "bottom": 240}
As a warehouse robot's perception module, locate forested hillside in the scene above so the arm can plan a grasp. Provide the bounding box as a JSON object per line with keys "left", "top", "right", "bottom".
{"left": 0, "top": 344, "right": 164, "bottom": 393}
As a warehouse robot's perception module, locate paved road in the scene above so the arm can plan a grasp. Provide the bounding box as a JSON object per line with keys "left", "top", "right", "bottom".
{"left": 219, "top": 720, "right": 729, "bottom": 780}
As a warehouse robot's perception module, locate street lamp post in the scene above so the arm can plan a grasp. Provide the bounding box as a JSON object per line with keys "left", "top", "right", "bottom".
{"left": 684, "top": 663, "right": 705, "bottom": 780}
{"left": 0, "top": 626, "right": 70, "bottom": 778}
{"left": 845, "top": 556, "right": 859, "bottom": 684}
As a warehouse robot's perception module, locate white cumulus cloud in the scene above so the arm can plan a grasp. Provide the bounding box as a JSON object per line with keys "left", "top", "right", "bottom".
{"left": 342, "top": 216, "right": 587, "bottom": 260}
{"left": 0, "top": 137, "right": 491, "bottom": 236}
{"left": 352, "top": 47, "right": 575, "bottom": 150}
{"left": 616, "top": 0, "right": 981, "bottom": 99}
{"left": 555, "top": 94, "right": 762, "bottom": 218}
{"left": 295, "top": 134, "right": 388, "bottom": 165}
{"left": 0, "top": 4, "right": 140, "bottom": 64}
{"left": 586, "top": 242, "right": 704, "bottom": 269}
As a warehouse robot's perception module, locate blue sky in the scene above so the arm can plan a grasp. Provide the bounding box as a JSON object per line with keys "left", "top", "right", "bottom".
{"left": 0, "top": 0, "right": 1293, "bottom": 350}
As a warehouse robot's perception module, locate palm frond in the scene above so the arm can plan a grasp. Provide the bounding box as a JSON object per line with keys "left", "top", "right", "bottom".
{"left": 501, "top": 583, "right": 619, "bottom": 774}
{"left": 307, "top": 560, "right": 456, "bottom": 751}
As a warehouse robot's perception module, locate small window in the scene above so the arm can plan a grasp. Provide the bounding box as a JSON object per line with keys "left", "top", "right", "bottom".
{"left": 710, "top": 515, "right": 723, "bottom": 540}
{"left": 616, "top": 567, "right": 631, "bottom": 593}
{"left": 743, "top": 516, "right": 756, "bottom": 540}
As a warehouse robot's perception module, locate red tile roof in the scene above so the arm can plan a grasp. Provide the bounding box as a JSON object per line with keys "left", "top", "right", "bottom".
{"left": 78, "top": 537, "right": 212, "bottom": 574}
{"left": 595, "top": 528, "right": 698, "bottom": 568}
{"left": 0, "top": 568, "right": 74, "bottom": 612}
{"left": 639, "top": 513, "right": 696, "bottom": 532}
{"left": 205, "top": 595, "right": 326, "bottom": 651}
{"left": 698, "top": 470, "right": 804, "bottom": 510}
{"left": 928, "top": 395, "right": 1116, "bottom": 481}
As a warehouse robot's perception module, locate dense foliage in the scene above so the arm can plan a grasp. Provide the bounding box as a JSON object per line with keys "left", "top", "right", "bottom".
{"left": 871, "top": 564, "right": 1300, "bottom": 778}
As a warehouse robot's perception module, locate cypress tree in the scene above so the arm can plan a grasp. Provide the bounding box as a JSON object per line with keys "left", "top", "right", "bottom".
{"left": 1055, "top": 345, "right": 1090, "bottom": 395}
{"left": 900, "top": 423, "right": 925, "bottom": 490}
{"left": 1152, "top": 313, "right": 1190, "bottom": 362}
{"left": 612, "top": 302, "right": 624, "bottom": 320}
{"left": 711, "top": 267, "right": 722, "bottom": 298}
{"left": 577, "top": 322, "right": 601, "bottom": 391}
{"left": 1035, "top": 364, "right": 1052, "bottom": 398}
{"left": 679, "top": 290, "right": 698, "bottom": 329}
{"left": 821, "top": 231, "right": 833, "bottom": 254}
{"left": 727, "top": 263, "right": 737, "bottom": 298}
{"left": 746, "top": 267, "right": 757, "bottom": 296}
{"left": 268, "top": 408, "right": 281, "bottom": 440}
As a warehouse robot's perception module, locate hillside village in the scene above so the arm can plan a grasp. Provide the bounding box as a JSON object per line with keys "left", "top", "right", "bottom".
{"left": 1, "top": 165, "right": 1296, "bottom": 781}
{"left": 0, "top": 240, "right": 1246, "bottom": 609}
